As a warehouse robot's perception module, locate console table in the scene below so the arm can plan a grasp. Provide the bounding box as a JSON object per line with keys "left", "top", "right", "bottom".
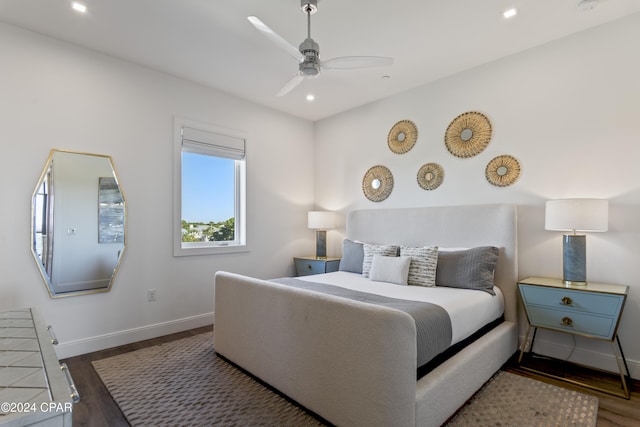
{"left": 0, "top": 308, "right": 78, "bottom": 426}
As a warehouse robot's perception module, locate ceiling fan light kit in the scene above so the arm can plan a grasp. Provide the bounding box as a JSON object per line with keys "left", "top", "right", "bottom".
{"left": 248, "top": 0, "right": 393, "bottom": 96}
{"left": 299, "top": 39, "right": 321, "bottom": 77}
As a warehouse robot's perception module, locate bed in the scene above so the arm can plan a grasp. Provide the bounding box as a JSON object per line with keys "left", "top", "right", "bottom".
{"left": 214, "top": 204, "right": 518, "bottom": 427}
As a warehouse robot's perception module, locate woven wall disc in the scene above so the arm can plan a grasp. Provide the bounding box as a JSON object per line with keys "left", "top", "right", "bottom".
{"left": 362, "top": 165, "right": 394, "bottom": 202}
{"left": 417, "top": 163, "right": 444, "bottom": 190}
{"left": 388, "top": 120, "right": 418, "bottom": 154}
{"left": 485, "top": 155, "right": 521, "bottom": 187}
{"left": 444, "top": 112, "right": 492, "bottom": 158}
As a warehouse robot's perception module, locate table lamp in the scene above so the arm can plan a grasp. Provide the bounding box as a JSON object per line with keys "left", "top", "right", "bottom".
{"left": 308, "top": 211, "right": 335, "bottom": 259}
{"left": 545, "top": 199, "right": 608, "bottom": 285}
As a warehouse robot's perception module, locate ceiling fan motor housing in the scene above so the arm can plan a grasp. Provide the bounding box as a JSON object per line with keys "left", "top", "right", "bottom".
{"left": 300, "top": 0, "right": 318, "bottom": 14}
{"left": 299, "top": 38, "right": 320, "bottom": 76}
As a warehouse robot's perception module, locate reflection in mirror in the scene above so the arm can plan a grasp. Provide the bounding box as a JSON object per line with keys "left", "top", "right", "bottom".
{"left": 496, "top": 166, "right": 508, "bottom": 176}
{"left": 460, "top": 128, "right": 473, "bottom": 141}
{"left": 371, "top": 178, "right": 381, "bottom": 190}
{"left": 31, "top": 149, "right": 126, "bottom": 298}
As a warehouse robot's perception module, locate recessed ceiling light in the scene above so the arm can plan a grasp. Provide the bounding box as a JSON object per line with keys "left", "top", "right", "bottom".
{"left": 71, "top": 2, "right": 87, "bottom": 14}
{"left": 306, "top": 94, "right": 315, "bottom": 102}
{"left": 503, "top": 8, "right": 518, "bottom": 19}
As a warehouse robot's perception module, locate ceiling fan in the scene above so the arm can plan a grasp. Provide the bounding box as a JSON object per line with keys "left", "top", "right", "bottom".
{"left": 248, "top": 0, "right": 393, "bottom": 97}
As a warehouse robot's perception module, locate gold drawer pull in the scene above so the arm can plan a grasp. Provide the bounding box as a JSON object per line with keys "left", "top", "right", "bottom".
{"left": 562, "top": 317, "right": 574, "bottom": 327}
{"left": 560, "top": 296, "right": 573, "bottom": 306}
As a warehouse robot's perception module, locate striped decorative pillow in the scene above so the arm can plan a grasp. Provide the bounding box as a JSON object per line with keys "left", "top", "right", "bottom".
{"left": 400, "top": 246, "right": 439, "bottom": 287}
{"left": 435, "top": 246, "right": 499, "bottom": 295}
{"left": 362, "top": 244, "right": 399, "bottom": 277}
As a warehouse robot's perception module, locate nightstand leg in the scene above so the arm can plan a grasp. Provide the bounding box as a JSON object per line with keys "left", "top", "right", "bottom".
{"left": 612, "top": 335, "right": 631, "bottom": 399}
{"left": 615, "top": 335, "right": 632, "bottom": 378}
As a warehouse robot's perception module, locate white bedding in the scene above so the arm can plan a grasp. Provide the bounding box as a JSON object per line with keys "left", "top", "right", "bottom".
{"left": 297, "top": 271, "right": 504, "bottom": 345}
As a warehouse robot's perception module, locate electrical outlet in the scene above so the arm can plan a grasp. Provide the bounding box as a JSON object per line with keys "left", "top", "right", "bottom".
{"left": 147, "top": 289, "right": 157, "bottom": 302}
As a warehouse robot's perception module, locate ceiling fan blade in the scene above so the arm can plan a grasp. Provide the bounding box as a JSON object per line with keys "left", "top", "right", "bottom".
{"left": 247, "top": 16, "right": 304, "bottom": 63}
{"left": 276, "top": 73, "right": 305, "bottom": 97}
{"left": 321, "top": 56, "right": 393, "bottom": 70}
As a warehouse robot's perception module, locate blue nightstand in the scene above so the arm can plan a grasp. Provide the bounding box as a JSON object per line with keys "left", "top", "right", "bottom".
{"left": 518, "top": 276, "right": 630, "bottom": 398}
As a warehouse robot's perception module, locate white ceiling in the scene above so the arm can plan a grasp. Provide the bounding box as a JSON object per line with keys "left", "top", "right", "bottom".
{"left": 1, "top": 0, "right": 639, "bottom": 121}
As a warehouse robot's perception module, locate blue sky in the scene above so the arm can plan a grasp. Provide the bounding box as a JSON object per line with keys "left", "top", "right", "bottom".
{"left": 182, "top": 153, "right": 235, "bottom": 223}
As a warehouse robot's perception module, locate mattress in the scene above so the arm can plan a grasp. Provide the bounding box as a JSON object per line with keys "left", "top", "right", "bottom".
{"left": 298, "top": 271, "right": 504, "bottom": 345}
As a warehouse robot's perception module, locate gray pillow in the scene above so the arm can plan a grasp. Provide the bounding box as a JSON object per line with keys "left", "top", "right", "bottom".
{"left": 362, "top": 244, "right": 399, "bottom": 278}
{"left": 435, "top": 246, "right": 499, "bottom": 295}
{"left": 339, "top": 239, "right": 364, "bottom": 274}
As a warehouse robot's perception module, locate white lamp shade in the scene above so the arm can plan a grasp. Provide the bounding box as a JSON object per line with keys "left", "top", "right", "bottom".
{"left": 545, "top": 199, "right": 608, "bottom": 232}
{"left": 308, "top": 211, "right": 335, "bottom": 230}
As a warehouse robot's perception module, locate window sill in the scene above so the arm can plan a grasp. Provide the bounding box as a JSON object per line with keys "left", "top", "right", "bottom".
{"left": 173, "top": 244, "right": 249, "bottom": 257}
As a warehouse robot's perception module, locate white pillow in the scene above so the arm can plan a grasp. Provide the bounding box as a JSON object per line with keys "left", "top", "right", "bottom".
{"left": 369, "top": 255, "right": 411, "bottom": 286}
{"left": 362, "top": 243, "right": 399, "bottom": 277}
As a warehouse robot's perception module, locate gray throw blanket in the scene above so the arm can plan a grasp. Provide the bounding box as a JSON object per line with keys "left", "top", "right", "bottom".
{"left": 272, "top": 277, "right": 452, "bottom": 368}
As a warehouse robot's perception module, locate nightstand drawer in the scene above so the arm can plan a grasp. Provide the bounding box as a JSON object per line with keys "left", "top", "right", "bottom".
{"left": 294, "top": 258, "right": 340, "bottom": 276}
{"left": 296, "top": 259, "right": 326, "bottom": 275}
{"left": 519, "top": 284, "right": 624, "bottom": 317}
{"left": 526, "top": 305, "right": 616, "bottom": 339}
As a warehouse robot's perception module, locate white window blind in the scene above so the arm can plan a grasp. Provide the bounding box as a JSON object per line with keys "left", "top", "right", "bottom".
{"left": 181, "top": 126, "right": 245, "bottom": 160}
{"left": 174, "top": 117, "right": 248, "bottom": 256}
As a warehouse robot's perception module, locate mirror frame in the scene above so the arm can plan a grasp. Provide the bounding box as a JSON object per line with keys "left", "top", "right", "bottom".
{"left": 444, "top": 111, "right": 492, "bottom": 158}
{"left": 387, "top": 120, "right": 418, "bottom": 154}
{"left": 31, "top": 148, "right": 127, "bottom": 298}
{"left": 362, "top": 165, "right": 394, "bottom": 202}
{"left": 417, "top": 162, "right": 444, "bottom": 191}
{"left": 485, "top": 154, "right": 521, "bottom": 187}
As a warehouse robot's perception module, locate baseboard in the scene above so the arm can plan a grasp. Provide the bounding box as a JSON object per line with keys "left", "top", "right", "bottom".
{"left": 54, "top": 312, "right": 214, "bottom": 359}
{"left": 518, "top": 334, "right": 639, "bottom": 380}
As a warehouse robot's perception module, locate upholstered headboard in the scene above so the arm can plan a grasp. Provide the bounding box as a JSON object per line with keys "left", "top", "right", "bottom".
{"left": 346, "top": 204, "right": 518, "bottom": 323}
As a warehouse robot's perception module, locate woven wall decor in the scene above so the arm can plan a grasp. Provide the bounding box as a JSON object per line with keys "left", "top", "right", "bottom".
{"left": 485, "top": 155, "right": 521, "bottom": 187}
{"left": 362, "top": 165, "right": 394, "bottom": 202}
{"left": 388, "top": 120, "right": 418, "bottom": 154}
{"left": 417, "top": 163, "right": 444, "bottom": 190}
{"left": 444, "top": 112, "right": 492, "bottom": 158}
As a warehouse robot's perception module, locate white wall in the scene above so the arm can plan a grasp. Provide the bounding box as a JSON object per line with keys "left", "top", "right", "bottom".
{"left": 0, "top": 22, "right": 315, "bottom": 358}
{"left": 315, "top": 13, "right": 640, "bottom": 378}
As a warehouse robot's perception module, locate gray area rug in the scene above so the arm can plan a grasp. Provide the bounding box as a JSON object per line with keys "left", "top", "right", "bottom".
{"left": 92, "top": 332, "right": 598, "bottom": 426}
{"left": 445, "top": 370, "right": 598, "bottom": 427}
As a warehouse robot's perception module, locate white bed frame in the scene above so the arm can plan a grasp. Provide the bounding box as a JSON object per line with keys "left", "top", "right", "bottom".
{"left": 214, "top": 204, "right": 518, "bottom": 427}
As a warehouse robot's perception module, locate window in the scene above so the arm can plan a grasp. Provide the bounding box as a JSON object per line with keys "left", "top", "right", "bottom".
{"left": 173, "top": 118, "right": 247, "bottom": 256}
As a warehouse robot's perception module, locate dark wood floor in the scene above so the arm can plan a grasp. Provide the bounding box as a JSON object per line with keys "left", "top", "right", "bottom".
{"left": 62, "top": 325, "right": 639, "bottom": 426}
{"left": 61, "top": 325, "right": 213, "bottom": 427}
